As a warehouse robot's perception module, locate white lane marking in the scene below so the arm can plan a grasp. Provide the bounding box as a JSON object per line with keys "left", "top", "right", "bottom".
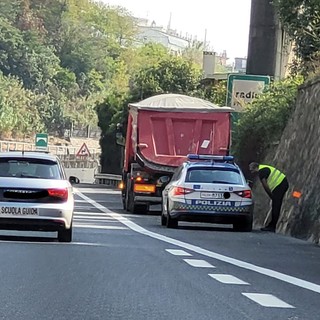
{"left": 242, "top": 293, "right": 295, "bottom": 308}
{"left": 75, "top": 200, "right": 88, "bottom": 203}
{"left": 75, "top": 189, "right": 120, "bottom": 195}
{"left": 73, "top": 217, "right": 116, "bottom": 222}
{"left": 76, "top": 190, "right": 320, "bottom": 295}
{"left": 74, "top": 224, "right": 127, "bottom": 230}
{"left": 0, "top": 240, "right": 112, "bottom": 247}
{"left": 209, "top": 274, "right": 249, "bottom": 285}
{"left": 184, "top": 259, "right": 215, "bottom": 268}
{"left": 73, "top": 211, "right": 112, "bottom": 216}
{"left": 166, "top": 249, "right": 192, "bottom": 256}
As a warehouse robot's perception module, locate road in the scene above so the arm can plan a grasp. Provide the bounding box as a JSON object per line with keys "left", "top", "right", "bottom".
{"left": 0, "top": 185, "right": 318, "bottom": 320}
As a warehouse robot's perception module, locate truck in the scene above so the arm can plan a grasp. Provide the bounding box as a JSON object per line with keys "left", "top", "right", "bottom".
{"left": 118, "top": 93, "right": 234, "bottom": 214}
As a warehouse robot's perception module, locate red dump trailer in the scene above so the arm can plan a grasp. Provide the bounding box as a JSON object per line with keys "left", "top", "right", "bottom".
{"left": 120, "top": 94, "right": 233, "bottom": 213}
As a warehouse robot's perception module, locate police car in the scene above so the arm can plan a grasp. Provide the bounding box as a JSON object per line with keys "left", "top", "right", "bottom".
{"left": 161, "top": 155, "right": 253, "bottom": 231}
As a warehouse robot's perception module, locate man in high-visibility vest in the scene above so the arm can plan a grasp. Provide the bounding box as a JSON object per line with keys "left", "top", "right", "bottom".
{"left": 249, "top": 162, "right": 289, "bottom": 232}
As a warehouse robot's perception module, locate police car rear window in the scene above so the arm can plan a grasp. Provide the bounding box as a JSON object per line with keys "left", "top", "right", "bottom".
{"left": 186, "top": 168, "right": 242, "bottom": 185}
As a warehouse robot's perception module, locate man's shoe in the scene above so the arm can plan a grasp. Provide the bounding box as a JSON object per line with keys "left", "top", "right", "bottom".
{"left": 260, "top": 226, "right": 275, "bottom": 232}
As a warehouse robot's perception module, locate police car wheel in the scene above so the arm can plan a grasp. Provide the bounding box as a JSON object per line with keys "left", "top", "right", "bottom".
{"left": 166, "top": 211, "right": 178, "bottom": 228}
{"left": 233, "top": 217, "right": 253, "bottom": 232}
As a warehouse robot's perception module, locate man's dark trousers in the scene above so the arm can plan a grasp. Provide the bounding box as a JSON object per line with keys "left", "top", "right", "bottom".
{"left": 269, "top": 178, "right": 289, "bottom": 229}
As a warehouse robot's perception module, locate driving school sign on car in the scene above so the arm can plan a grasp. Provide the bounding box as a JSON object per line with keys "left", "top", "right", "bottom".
{"left": 226, "top": 74, "right": 270, "bottom": 110}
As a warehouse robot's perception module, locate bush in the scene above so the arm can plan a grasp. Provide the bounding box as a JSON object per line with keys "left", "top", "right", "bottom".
{"left": 232, "top": 76, "right": 304, "bottom": 167}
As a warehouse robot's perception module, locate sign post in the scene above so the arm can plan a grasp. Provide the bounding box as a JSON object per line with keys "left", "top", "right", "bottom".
{"left": 226, "top": 74, "right": 270, "bottom": 109}
{"left": 76, "top": 143, "right": 91, "bottom": 157}
{"left": 226, "top": 74, "right": 270, "bottom": 153}
{"left": 35, "top": 133, "right": 48, "bottom": 151}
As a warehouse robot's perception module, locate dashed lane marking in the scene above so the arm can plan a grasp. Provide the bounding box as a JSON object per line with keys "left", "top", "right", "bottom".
{"left": 209, "top": 274, "right": 249, "bottom": 285}
{"left": 75, "top": 189, "right": 320, "bottom": 295}
{"left": 166, "top": 249, "right": 192, "bottom": 256}
{"left": 242, "top": 293, "right": 295, "bottom": 308}
{"left": 184, "top": 259, "right": 215, "bottom": 268}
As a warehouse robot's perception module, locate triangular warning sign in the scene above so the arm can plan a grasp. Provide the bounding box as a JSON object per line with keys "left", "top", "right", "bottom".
{"left": 76, "top": 143, "right": 91, "bottom": 157}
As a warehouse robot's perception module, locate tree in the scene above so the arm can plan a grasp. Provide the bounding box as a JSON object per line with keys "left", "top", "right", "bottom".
{"left": 131, "top": 54, "right": 202, "bottom": 100}
{"left": 273, "top": 0, "right": 320, "bottom": 71}
{"left": 0, "top": 73, "right": 44, "bottom": 138}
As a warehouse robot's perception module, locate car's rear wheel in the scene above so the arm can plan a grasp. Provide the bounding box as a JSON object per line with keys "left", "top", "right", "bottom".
{"left": 233, "top": 216, "right": 253, "bottom": 232}
{"left": 166, "top": 210, "right": 178, "bottom": 228}
{"left": 58, "top": 226, "right": 72, "bottom": 242}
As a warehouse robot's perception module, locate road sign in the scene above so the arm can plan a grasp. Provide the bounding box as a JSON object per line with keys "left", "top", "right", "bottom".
{"left": 76, "top": 143, "right": 91, "bottom": 157}
{"left": 226, "top": 74, "right": 270, "bottom": 109}
{"left": 35, "top": 133, "right": 48, "bottom": 150}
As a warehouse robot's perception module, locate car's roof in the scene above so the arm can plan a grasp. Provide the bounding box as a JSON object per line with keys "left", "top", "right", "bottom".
{"left": 0, "top": 151, "right": 58, "bottom": 161}
{"left": 186, "top": 161, "right": 239, "bottom": 170}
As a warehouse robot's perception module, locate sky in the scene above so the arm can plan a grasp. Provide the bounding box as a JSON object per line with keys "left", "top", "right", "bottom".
{"left": 100, "top": 0, "right": 252, "bottom": 62}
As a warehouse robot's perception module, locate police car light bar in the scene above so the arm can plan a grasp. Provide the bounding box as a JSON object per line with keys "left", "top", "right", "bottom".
{"left": 187, "top": 154, "right": 234, "bottom": 162}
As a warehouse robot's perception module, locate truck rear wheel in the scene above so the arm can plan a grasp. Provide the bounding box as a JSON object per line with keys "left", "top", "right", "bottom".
{"left": 122, "top": 194, "right": 127, "bottom": 210}
{"left": 127, "top": 190, "right": 149, "bottom": 214}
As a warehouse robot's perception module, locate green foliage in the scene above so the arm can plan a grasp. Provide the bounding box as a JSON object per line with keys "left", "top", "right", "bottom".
{"left": 131, "top": 54, "right": 202, "bottom": 99}
{"left": 273, "top": 0, "right": 320, "bottom": 71}
{"left": 198, "top": 81, "right": 227, "bottom": 106}
{"left": 0, "top": 0, "right": 140, "bottom": 139}
{"left": 0, "top": 73, "right": 44, "bottom": 137}
{"left": 233, "top": 76, "right": 304, "bottom": 165}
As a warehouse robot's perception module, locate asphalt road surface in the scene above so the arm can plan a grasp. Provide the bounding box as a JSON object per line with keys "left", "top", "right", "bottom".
{"left": 0, "top": 185, "right": 318, "bottom": 320}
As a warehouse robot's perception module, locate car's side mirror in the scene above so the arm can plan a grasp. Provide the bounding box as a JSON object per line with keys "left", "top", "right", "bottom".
{"left": 116, "top": 123, "right": 125, "bottom": 146}
{"left": 69, "top": 176, "right": 80, "bottom": 184}
{"left": 247, "top": 180, "right": 253, "bottom": 188}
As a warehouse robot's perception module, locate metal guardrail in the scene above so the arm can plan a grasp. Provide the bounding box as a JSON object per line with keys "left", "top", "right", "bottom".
{"left": 0, "top": 140, "right": 101, "bottom": 157}
{"left": 94, "top": 173, "right": 122, "bottom": 187}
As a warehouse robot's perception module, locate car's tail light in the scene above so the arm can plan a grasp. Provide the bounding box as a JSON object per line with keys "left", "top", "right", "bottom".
{"left": 172, "top": 187, "right": 194, "bottom": 196}
{"left": 47, "top": 188, "right": 68, "bottom": 201}
{"left": 235, "top": 190, "right": 252, "bottom": 198}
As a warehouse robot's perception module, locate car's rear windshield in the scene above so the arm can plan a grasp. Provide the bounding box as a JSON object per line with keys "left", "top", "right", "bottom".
{"left": 186, "top": 167, "right": 242, "bottom": 185}
{"left": 0, "top": 157, "right": 62, "bottom": 179}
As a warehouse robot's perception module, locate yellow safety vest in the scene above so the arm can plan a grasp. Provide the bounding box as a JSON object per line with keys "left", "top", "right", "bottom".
{"left": 259, "top": 165, "right": 286, "bottom": 192}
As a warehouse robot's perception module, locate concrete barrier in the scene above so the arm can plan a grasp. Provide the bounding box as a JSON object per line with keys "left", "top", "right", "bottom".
{"left": 65, "top": 168, "right": 96, "bottom": 184}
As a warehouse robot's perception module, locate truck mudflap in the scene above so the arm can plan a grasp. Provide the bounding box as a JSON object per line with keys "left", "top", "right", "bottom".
{"left": 134, "top": 195, "right": 162, "bottom": 204}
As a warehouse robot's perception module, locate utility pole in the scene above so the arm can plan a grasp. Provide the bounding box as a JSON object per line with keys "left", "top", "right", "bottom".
{"left": 246, "top": 0, "right": 278, "bottom": 77}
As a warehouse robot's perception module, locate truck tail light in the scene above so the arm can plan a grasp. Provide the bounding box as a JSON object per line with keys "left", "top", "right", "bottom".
{"left": 234, "top": 190, "right": 252, "bottom": 198}
{"left": 172, "top": 187, "right": 194, "bottom": 196}
{"left": 118, "top": 181, "right": 124, "bottom": 190}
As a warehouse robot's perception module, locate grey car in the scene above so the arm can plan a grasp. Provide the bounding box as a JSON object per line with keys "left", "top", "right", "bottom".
{"left": 0, "top": 151, "right": 78, "bottom": 242}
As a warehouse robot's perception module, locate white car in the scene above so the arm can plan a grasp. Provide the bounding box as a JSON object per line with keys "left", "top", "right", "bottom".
{"left": 161, "top": 155, "right": 254, "bottom": 231}
{"left": 0, "top": 151, "right": 79, "bottom": 242}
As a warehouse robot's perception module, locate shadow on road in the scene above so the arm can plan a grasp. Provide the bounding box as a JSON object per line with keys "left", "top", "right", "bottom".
{"left": 0, "top": 234, "right": 57, "bottom": 243}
